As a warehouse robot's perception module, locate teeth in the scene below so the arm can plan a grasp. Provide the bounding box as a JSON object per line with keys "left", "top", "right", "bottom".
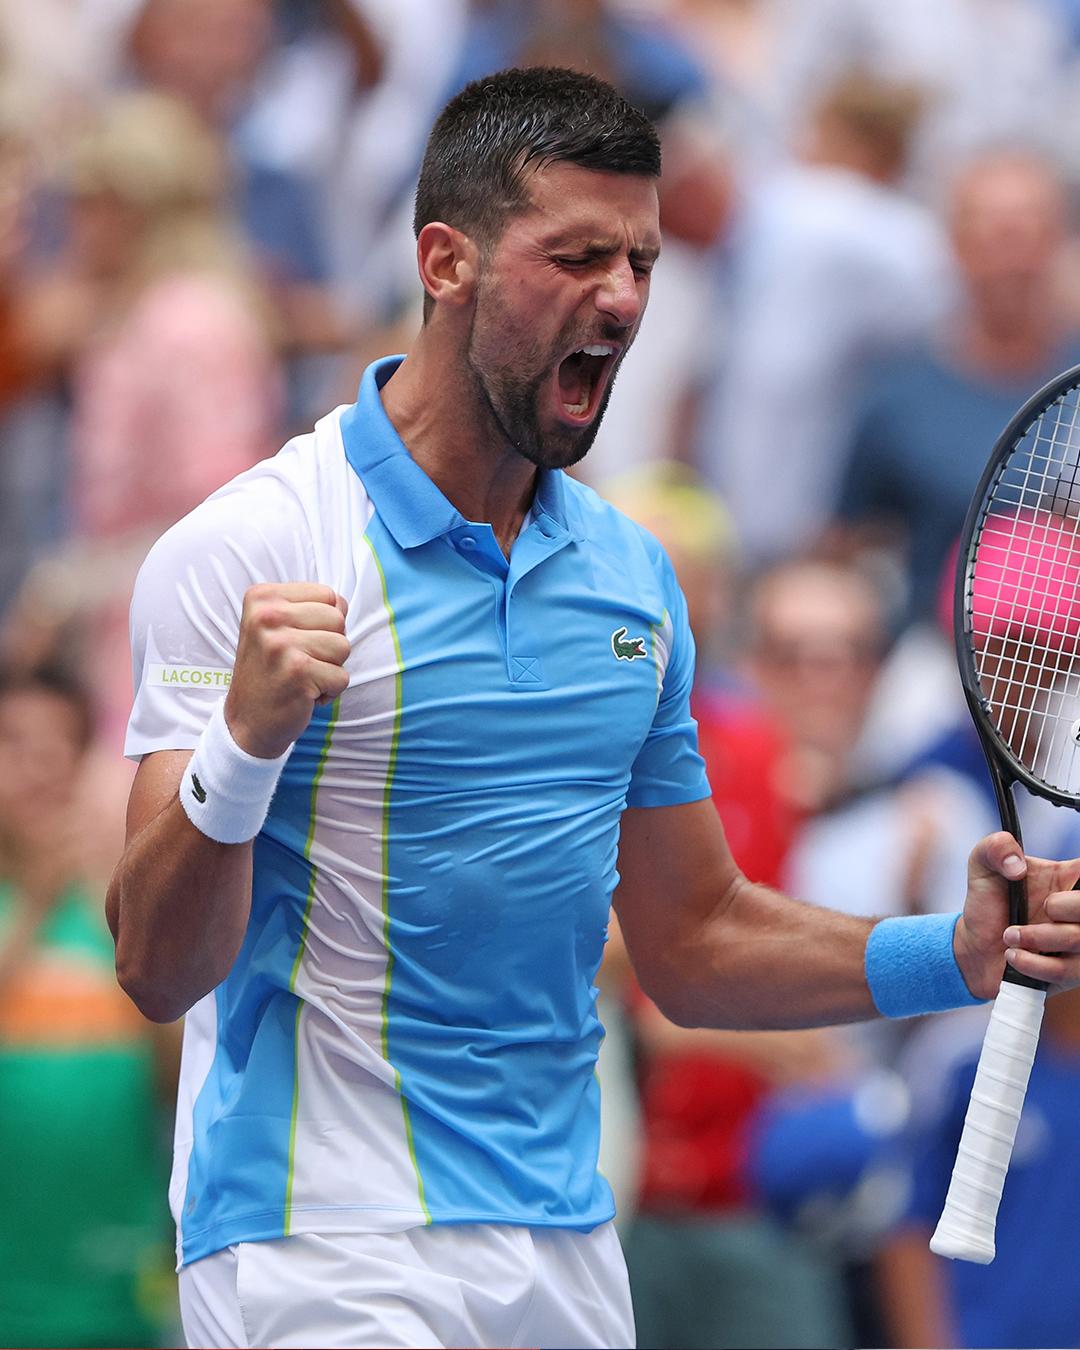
{"left": 579, "top": 344, "right": 613, "bottom": 357}
{"left": 564, "top": 399, "right": 588, "bottom": 415}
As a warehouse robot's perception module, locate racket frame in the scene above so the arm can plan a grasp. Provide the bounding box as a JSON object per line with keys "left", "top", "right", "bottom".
{"left": 931, "top": 363, "right": 1080, "bottom": 1263}
{"left": 953, "top": 361, "right": 1080, "bottom": 990}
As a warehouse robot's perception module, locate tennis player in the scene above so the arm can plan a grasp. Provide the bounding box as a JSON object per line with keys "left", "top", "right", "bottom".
{"left": 107, "top": 67, "right": 1080, "bottom": 1349}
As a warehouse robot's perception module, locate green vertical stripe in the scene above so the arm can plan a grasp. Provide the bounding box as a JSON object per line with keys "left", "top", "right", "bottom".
{"left": 363, "top": 534, "right": 430, "bottom": 1222}
{"left": 650, "top": 607, "right": 669, "bottom": 698}
{"left": 284, "top": 696, "right": 340, "bottom": 1231}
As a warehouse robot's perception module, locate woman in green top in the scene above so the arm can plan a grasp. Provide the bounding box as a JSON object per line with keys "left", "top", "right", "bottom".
{"left": 0, "top": 667, "right": 174, "bottom": 1349}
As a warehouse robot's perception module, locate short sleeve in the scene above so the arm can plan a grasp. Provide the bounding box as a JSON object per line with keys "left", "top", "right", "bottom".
{"left": 625, "top": 546, "right": 711, "bottom": 808}
{"left": 124, "top": 471, "right": 313, "bottom": 760}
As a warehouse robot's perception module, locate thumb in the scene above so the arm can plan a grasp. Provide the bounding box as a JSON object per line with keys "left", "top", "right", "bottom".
{"left": 968, "top": 831, "right": 1027, "bottom": 889}
{"left": 962, "top": 831, "right": 1026, "bottom": 958}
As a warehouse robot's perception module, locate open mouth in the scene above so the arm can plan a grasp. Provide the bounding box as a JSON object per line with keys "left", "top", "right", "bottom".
{"left": 555, "top": 343, "right": 618, "bottom": 425}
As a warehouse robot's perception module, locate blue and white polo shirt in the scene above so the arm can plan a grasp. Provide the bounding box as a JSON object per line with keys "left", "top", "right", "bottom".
{"left": 126, "top": 355, "right": 710, "bottom": 1267}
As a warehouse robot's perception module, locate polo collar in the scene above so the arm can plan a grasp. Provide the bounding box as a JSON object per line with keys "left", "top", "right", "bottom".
{"left": 339, "top": 355, "right": 579, "bottom": 549}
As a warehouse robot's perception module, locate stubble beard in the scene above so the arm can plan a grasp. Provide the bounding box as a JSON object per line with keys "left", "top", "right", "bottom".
{"left": 464, "top": 302, "right": 617, "bottom": 472}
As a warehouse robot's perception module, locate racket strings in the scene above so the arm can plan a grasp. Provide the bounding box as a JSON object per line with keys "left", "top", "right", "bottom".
{"left": 970, "top": 386, "right": 1080, "bottom": 793}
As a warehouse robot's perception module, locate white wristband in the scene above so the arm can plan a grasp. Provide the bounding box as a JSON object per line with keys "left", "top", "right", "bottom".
{"left": 179, "top": 700, "right": 291, "bottom": 844}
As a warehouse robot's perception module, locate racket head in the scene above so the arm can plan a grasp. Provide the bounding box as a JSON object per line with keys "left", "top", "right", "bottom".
{"left": 955, "top": 362, "right": 1080, "bottom": 811}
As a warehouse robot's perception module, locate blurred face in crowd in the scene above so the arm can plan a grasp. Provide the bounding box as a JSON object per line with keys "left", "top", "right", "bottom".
{"left": 948, "top": 153, "right": 1066, "bottom": 325}
{"left": 131, "top": 0, "right": 272, "bottom": 123}
{"left": 747, "top": 562, "right": 884, "bottom": 754}
{"left": 68, "top": 188, "right": 147, "bottom": 280}
{"left": 463, "top": 161, "right": 660, "bottom": 470}
{"left": 0, "top": 688, "right": 86, "bottom": 836}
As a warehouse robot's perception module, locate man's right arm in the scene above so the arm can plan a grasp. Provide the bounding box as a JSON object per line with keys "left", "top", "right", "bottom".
{"left": 109, "top": 581, "right": 351, "bottom": 1023}
{"left": 106, "top": 749, "right": 255, "bottom": 1023}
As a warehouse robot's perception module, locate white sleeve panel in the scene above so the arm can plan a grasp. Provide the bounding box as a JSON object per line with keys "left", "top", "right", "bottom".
{"left": 125, "top": 466, "right": 316, "bottom": 760}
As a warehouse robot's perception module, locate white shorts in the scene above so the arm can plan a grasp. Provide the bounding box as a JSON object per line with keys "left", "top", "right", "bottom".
{"left": 178, "top": 1222, "right": 635, "bottom": 1349}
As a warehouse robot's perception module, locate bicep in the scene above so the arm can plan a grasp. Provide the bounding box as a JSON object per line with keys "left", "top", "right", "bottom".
{"left": 613, "top": 797, "right": 741, "bottom": 1015}
{"left": 106, "top": 750, "right": 190, "bottom": 941}
{"left": 125, "top": 750, "right": 193, "bottom": 844}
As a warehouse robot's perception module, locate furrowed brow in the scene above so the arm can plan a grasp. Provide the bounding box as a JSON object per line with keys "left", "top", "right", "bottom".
{"left": 542, "top": 233, "right": 661, "bottom": 263}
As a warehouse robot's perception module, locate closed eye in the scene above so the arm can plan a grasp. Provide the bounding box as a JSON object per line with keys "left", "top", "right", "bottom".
{"left": 554, "top": 253, "right": 655, "bottom": 279}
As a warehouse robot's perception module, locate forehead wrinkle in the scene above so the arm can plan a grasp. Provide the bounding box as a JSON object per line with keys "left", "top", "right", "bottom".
{"left": 534, "top": 222, "right": 661, "bottom": 256}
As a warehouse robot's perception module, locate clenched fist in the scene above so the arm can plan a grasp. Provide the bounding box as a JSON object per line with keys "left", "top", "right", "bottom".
{"left": 224, "top": 583, "right": 351, "bottom": 759}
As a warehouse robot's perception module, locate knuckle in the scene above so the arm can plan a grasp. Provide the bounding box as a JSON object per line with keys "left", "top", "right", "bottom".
{"left": 285, "top": 647, "right": 310, "bottom": 680}
{"left": 244, "top": 582, "right": 272, "bottom": 605}
{"left": 260, "top": 628, "right": 289, "bottom": 661}
{"left": 243, "top": 582, "right": 282, "bottom": 615}
{"left": 261, "top": 600, "right": 292, "bottom": 630}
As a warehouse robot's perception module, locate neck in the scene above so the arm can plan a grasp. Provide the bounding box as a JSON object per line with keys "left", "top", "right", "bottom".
{"left": 379, "top": 333, "right": 539, "bottom": 555}
{"left": 949, "top": 289, "right": 1059, "bottom": 379}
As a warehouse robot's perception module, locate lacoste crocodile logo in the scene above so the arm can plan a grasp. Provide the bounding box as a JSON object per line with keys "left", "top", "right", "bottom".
{"left": 191, "top": 772, "right": 207, "bottom": 804}
{"left": 611, "top": 626, "right": 647, "bottom": 661}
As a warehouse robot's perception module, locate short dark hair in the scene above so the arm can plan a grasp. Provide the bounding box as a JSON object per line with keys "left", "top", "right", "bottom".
{"left": 413, "top": 66, "right": 661, "bottom": 256}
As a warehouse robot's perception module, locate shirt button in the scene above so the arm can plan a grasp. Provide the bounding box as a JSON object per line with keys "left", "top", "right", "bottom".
{"left": 460, "top": 535, "right": 477, "bottom": 549}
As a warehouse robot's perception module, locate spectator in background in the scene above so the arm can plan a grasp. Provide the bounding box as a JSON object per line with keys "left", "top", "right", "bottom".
{"left": 448, "top": 0, "right": 710, "bottom": 126}
{"left": 243, "top": 0, "right": 469, "bottom": 332}
{"left": 661, "top": 0, "right": 791, "bottom": 175}
{"left": 836, "top": 147, "right": 1080, "bottom": 628}
{"left": 0, "top": 0, "right": 136, "bottom": 148}
{"left": 126, "top": 0, "right": 328, "bottom": 291}
{"left": 878, "top": 986, "right": 1080, "bottom": 1349}
{"left": 0, "top": 85, "right": 70, "bottom": 617}
{"left": 769, "top": 0, "right": 1073, "bottom": 195}
{"left": 0, "top": 666, "right": 174, "bottom": 1348}
{"left": 696, "top": 70, "right": 952, "bottom": 567}
{"left": 745, "top": 556, "right": 976, "bottom": 1043}
{"left": 5, "top": 91, "right": 282, "bottom": 748}
{"left": 739, "top": 554, "right": 952, "bottom": 1344}
{"left": 742, "top": 556, "right": 889, "bottom": 817}
{"left": 123, "top": 0, "right": 351, "bottom": 414}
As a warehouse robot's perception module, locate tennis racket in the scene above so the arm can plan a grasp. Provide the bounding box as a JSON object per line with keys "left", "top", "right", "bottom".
{"left": 930, "top": 364, "right": 1080, "bottom": 1264}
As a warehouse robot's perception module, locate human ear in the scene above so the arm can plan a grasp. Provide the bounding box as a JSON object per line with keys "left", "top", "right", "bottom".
{"left": 416, "top": 222, "right": 478, "bottom": 308}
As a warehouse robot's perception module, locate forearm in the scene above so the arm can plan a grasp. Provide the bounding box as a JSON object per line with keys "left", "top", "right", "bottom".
{"left": 108, "top": 800, "right": 253, "bottom": 1023}
{"left": 648, "top": 874, "right": 879, "bottom": 1030}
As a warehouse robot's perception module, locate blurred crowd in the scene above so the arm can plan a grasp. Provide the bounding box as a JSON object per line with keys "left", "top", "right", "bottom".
{"left": 5, "top": 1, "right": 1080, "bottom": 1347}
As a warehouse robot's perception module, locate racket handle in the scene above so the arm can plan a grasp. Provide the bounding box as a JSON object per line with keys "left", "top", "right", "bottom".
{"left": 929, "top": 980, "right": 1045, "bottom": 1264}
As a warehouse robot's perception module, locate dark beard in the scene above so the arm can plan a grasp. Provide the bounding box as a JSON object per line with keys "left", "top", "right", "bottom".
{"left": 464, "top": 312, "right": 617, "bottom": 471}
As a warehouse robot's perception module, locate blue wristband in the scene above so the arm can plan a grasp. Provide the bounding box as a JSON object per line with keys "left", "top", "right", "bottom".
{"left": 865, "top": 913, "right": 987, "bottom": 1019}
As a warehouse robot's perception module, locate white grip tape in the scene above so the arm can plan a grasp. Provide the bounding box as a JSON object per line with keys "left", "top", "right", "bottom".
{"left": 929, "top": 980, "right": 1046, "bottom": 1264}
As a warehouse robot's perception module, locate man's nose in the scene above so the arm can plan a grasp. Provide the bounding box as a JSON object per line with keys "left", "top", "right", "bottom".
{"left": 596, "top": 258, "right": 644, "bottom": 329}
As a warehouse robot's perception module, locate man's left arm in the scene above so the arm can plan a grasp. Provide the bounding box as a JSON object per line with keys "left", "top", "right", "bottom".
{"left": 613, "top": 797, "right": 1080, "bottom": 1030}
